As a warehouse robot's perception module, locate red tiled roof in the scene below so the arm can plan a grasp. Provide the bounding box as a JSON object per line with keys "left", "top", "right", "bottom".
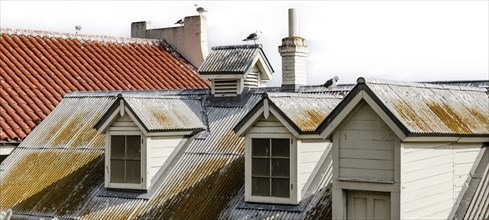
{"left": 0, "top": 28, "right": 210, "bottom": 142}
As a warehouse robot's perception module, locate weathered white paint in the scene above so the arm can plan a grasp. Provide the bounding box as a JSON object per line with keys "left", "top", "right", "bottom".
{"left": 244, "top": 113, "right": 300, "bottom": 204}
{"left": 347, "top": 190, "right": 391, "bottom": 219}
{"left": 248, "top": 114, "right": 290, "bottom": 135}
{"left": 297, "top": 139, "right": 330, "bottom": 196}
{"left": 147, "top": 136, "right": 183, "bottom": 182}
{"left": 338, "top": 102, "right": 395, "bottom": 183}
{"left": 131, "top": 16, "right": 208, "bottom": 67}
{"left": 401, "top": 142, "right": 482, "bottom": 219}
{"left": 244, "top": 66, "right": 260, "bottom": 88}
{"left": 332, "top": 101, "right": 401, "bottom": 220}
{"left": 107, "top": 111, "right": 140, "bottom": 132}
{"left": 212, "top": 79, "right": 239, "bottom": 96}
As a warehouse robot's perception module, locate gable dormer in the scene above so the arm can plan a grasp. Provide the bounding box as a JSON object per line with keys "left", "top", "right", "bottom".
{"left": 234, "top": 93, "right": 342, "bottom": 205}
{"left": 198, "top": 45, "right": 274, "bottom": 97}
{"left": 94, "top": 94, "right": 205, "bottom": 191}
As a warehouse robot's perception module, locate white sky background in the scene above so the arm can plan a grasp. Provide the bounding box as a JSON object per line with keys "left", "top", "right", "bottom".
{"left": 1, "top": 1, "right": 488, "bottom": 86}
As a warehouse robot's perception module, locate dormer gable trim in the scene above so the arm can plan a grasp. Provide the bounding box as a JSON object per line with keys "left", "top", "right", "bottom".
{"left": 94, "top": 97, "right": 203, "bottom": 136}
{"left": 234, "top": 97, "right": 320, "bottom": 139}
{"left": 316, "top": 78, "right": 489, "bottom": 142}
{"left": 317, "top": 83, "right": 408, "bottom": 141}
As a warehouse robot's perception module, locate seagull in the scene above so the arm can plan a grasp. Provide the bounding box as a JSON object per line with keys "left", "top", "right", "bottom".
{"left": 75, "top": 25, "right": 82, "bottom": 34}
{"left": 174, "top": 19, "right": 184, "bottom": 26}
{"left": 243, "top": 30, "right": 262, "bottom": 44}
{"left": 322, "top": 75, "right": 340, "bottom": 91}
{"left": 195, "top": 4, "right": 208, "bottom": 15}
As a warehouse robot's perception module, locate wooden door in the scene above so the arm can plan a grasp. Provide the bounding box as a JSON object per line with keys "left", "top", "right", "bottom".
{"left": 347, "top": 191, "right": 390, "bottom": 220}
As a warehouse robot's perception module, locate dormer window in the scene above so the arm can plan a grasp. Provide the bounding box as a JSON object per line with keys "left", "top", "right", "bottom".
{"left": 109, "top": 134, "right": 142, "bottom": 188}
{"left": 245, "top": 133, "right": 296, "bottom": 205}
{"left": 251, "top": 138, "right": 290, "bottom": 199}
{"left": 94, "top": 95, "right": 206, "bottom": 191}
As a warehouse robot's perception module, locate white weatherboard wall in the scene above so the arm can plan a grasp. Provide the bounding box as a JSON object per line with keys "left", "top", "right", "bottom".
{"left": 109, "top": 114, "right": 139, "bottom": 131}
{"left": 401, "top": 142, "right": 481, "bottom": 219}
{"left": 298, "top": 139, "right": 330, "bottom": 196}
{"left": 338, "top": 102, "right": 395, "bottom": 182}
{"left": 332, "top": 101, "right": 401, "bottom": 220}
{"left": 248, "top": 114, "right": 289, "bottom": 135}
{"left": 147, "top": 136, "right": 184, "bottom": 182}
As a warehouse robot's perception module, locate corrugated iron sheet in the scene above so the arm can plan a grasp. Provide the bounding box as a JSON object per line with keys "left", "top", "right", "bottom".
{"left": 268, "top": 93, "right": 343, "bottom": 132}
{"left": 0, "top": 90, "right": 336, "bottom": 219}
{"left": 125, "top": 97, "right": 205, "bottom": 131}
{"left": 198, "top": 45, "right": 264, "bottom": 74}
{"left": 366, "top": 79, "right": 489, "bottom": 135}
{"left": 462, "top": 149, "right": 489, "bottom": 220}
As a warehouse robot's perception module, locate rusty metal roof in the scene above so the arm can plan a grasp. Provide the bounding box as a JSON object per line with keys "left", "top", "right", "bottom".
{"left": 124, "top": 96, "right": 205, "bottom": 132}
{"left": 268, "top": 93, "right": 343, "bottom": 132}
{"left": 0, "top": 88, "right": 340, "bottom": 219}
{"left": 365, "top": 78, "right": 489, "bottom": 135}
{"left": 198, "top": 44, "right": 274, "bottom": 75}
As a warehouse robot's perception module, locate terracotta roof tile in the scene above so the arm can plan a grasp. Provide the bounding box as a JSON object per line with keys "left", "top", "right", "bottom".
{"left": 0, "top": 28, "right": 210, "bottom": 142}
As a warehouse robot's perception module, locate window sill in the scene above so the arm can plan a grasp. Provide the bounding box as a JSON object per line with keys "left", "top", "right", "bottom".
{"left": 97, "top": 187, "right": 154, "bottom": 200}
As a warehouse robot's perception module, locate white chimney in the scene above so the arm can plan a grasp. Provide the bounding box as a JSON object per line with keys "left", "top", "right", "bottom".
{"left": 279, "top": 8, "right": 309, "bottom": 91}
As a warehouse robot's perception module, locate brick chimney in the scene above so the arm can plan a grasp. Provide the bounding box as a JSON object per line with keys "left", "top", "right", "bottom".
{"left": 131, "top": 15, "right": 208, "bottom": 68}
{"left": 279, "top": 8, "right": 309, "bottom": 91}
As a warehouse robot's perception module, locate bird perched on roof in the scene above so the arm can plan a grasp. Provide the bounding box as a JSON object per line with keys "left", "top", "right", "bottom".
{"left": 174, "top": 19, "right": 184, "bottom": 26}
{"left": 75, "top": 25, "right": 82, "bottom": 34}
{"left": 322, "top": 75, "right": 340, "bottom": 91}
{"left": 195, "top": 4, "right": 208, "bottom": 15}
{"left": 243, "top": 30, "right": 262, "bottom": 44}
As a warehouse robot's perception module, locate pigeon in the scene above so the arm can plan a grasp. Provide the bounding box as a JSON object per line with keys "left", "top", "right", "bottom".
{"left": 323, "top": 75, "right": 340, "bottom": 90}
{"left": 243, "top": 30, "right": 262, "bottom": 44}
{"left": 195, "top": 4, "right": 208, "bottom": 15}
{"left": 174, "top": 19, "right": 184, "bottom": 26}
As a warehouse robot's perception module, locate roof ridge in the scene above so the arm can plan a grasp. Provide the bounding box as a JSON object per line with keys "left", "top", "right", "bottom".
{"left": 1, "top": 28, "right": 158, "bottom": 45}
{"left": 362, "top": 77, "right": 487, "bottom": 92}
{"left": 211, "top": 44, "right": 262, "bottom": 50}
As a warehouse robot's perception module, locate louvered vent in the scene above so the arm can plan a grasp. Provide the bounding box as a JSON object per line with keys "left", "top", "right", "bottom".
{"left": 213, "top": 79, "right": 238, "bottom": 96}
{"left": 244, "top": 70, "right": 260, "bottom": 88}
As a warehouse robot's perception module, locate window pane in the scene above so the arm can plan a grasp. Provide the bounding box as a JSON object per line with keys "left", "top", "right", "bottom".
{"left": 272, "top": 139, "right": 289, "bottom": 157}
{"left": 252, "top": 139, "right": 270, "bottom": 157}
{"left": 110, "top": 159, "right": 125, "bottom": 183}
{"left": 271, "top": 158, "right": 290, "bottom": 177}
{"left": 111, "top": 136, "right": 125, "bottom": 159}
{"left": 126, "top": 135, "right": 141, "bottom": 160}
{"left": 252, "top": 177, "right": 270, "bottom": 196}
{"left": 252, "top": 158, "right": 270, "bottom": 176}
{"left": 126, "top": 160, "right": 141, "bottom": 183}
{"left": 271, "top": 178, "right": 290, "bottom": 198}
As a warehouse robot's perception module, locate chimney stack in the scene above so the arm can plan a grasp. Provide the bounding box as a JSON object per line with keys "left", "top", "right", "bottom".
{"left": 279, "top": 8, "right": 309, "bottom": 91}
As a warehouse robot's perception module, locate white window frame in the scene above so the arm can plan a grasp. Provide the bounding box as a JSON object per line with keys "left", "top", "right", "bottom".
{"left": 105, "top": 130, "right": 147, "bottom": 190}
{"left": 245, "top": 133, "right": 298, "bottom": 204}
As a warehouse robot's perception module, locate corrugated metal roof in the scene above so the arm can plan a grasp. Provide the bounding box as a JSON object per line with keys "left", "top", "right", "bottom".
{"left": 268, "top": 93, "right": 343, "bottom": 132}
{"left": 0, "top": 89, "right": 336, "bottom": 219}
{"left": 198, "top": 44, "right": 273, "bottom": 74}
{"left": 366, "top": 79, "right": 489, "bottom": 135}
{"left": 125, "top": 97, "right": 205, "bottom": 131}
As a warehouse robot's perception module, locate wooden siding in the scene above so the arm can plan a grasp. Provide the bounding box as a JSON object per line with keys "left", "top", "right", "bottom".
{"left": 147, "top": 136, "right": 183, "bottom": 182}
{"left": 401, "top": 142, "right": 481, "bottom": 219}
{"left": 248, "top": 114, "right": 289, "bottom": 135}
{"left": 108, "top": 114, "right": 139, "bottom": 131}
{"left": 298, "top": 140, "right": 329, "bottom": 195}
{"left": 338, "top": 102, "right": 395, "bottom": 182}
{"left": 244, "top": 66, "right": 260, "bottom": 88}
